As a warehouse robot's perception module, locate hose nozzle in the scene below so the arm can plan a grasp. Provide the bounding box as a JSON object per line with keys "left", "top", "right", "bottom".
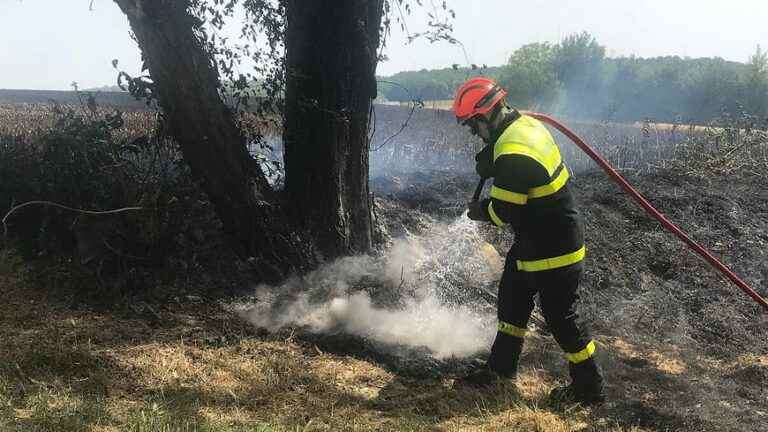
{"left": 472, "top": 178, "right": 487, "bottom": 202}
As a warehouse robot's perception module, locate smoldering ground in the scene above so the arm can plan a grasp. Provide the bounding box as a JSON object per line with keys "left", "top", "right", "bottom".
{"left": 233, "top": 106, "right": 503, "bottom": 366}
{"left": 237, "top": 103, "right": 764, "bottom": 371}
{"left": 235, "top": 216, "right": 503, "bottom": 360}
{"left": 236, "top": 104, "right": 660, "bottom": 365}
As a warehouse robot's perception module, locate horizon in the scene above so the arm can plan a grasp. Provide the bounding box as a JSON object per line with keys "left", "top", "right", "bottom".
{"left": 0, "top": 51, "right": 755, "bottom": 93}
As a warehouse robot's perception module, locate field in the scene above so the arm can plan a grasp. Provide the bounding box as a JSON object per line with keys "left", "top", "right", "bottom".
{"left": 0, "top": 103, "right": 158, "bottom": 141}
{"left": 369, "top": 104, "right": 768, "bottom": 176}
{"left": 1, "top": 100, "right": 767, "bottom": 431}
{"left": 0, "top": 89, "right": 146, "bottom": 109}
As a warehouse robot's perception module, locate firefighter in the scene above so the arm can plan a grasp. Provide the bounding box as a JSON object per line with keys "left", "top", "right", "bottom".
{"left": 453, "top": 77, "right": 605, "bottom": 405}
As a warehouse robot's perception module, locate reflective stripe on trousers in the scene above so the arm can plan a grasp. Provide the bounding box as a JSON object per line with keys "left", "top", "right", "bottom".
{"left": 516, "top": 245, "right": 586, "bottom": 272}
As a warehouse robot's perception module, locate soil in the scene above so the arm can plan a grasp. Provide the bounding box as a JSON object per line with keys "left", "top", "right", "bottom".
{"left": 2, "top": 157, "right": 767, "bottom": 430}
{"left": 221, "top": 162, "right": 766, "bottom": 430}
{"left": 365, "top": 165, "right": 768, "bottom": 431}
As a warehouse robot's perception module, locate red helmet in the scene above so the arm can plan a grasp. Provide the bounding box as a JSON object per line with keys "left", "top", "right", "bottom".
{"left": 452, "top": 77, "right": 507, "bottom": 123}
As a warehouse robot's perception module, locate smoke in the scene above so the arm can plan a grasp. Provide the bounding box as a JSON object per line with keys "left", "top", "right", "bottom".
{"left": 369, "top": 105, "right": 478, "bottom": 176}
{"left": 235, "top": 217, "right": 501, "bottom": 359}
{"left": 369, "top": 103, "right": 686, "bottom": 179}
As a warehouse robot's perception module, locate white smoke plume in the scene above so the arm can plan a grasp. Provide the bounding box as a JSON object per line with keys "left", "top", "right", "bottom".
{"left": 236, "top": 217, "right": 504, "bottom": 359}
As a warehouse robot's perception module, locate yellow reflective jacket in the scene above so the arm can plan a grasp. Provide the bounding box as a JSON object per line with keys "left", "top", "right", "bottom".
{"left": 483, "top": 114, "right": 584, "bottom": 271}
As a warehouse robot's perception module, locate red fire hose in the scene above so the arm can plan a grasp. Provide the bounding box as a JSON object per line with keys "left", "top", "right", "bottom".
{"left": 525, "top": 112, "right": 768, "bottom": 312}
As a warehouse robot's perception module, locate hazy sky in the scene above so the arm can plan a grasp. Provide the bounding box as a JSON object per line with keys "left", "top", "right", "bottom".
{"left": 2, "top": 0, "right": 767, "bottom": 90}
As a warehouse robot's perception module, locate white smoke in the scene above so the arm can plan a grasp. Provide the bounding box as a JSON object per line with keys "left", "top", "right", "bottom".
{"left": 235, "top": 217, "right": 503, "bottom": 359}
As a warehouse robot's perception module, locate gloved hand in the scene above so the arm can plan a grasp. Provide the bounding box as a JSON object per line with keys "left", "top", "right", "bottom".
{"left": 474, "top": 145, "right": 494, "bottom": 180}
{"left": 467, "top": 199, "right": 490, "bottom": 222}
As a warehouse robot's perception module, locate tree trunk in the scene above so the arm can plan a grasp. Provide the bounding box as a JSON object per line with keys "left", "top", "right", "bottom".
{"left": 113, "top": 0, "right": 305, "bottom": 280}
{"left": 112, "top": 0, "right": 383, "bottom": 277}
{"left": 283, "top": 0, "right": 383, "bottom": 259}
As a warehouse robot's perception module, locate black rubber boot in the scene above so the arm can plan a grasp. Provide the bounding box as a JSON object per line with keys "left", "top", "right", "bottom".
{"left": 549, "top": 358, "right": 606, "bottom": 405}
{"left": 455, "top": 334, "right": 522, "bottom": 389}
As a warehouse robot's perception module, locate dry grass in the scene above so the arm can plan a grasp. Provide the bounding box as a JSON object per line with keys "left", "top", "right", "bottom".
{"left": 4, "top": 244, "right": 763, "bottom": 431}
{"left": 0, "top": 103, "right": 279, "bottom": 144}
{"left": 0, "top": 248, "right": 690, "bottom": 432}
{"left": 2, "top": 103, "right": 767, "bottom": 431}
{"left": 0, "top": 103, "right": 157, "bottom": 141}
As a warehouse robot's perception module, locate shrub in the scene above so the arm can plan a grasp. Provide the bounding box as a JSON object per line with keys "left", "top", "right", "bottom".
{"left": 0, "top": 101, "right": 210, "bottom": 293}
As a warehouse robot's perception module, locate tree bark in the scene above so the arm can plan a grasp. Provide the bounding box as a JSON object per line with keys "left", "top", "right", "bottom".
{"left": 283, "top": 0, "right": 383, "bottom": 259}
{"left": 113, "top": 0, "right": 304, "bottom": 280}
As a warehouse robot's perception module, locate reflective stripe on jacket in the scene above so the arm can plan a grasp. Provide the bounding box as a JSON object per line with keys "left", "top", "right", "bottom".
{"left": 485, "top": 114, "right": 584, "bottom": 270}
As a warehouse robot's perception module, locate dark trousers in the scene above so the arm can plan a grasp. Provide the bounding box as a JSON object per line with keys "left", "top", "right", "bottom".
{"left": 488, "top": 246, "right": 593, "bottom": 372}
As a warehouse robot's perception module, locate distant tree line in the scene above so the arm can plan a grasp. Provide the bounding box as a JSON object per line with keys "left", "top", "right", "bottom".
{"left": 378, "top": 32, "right": 768, "bottom": 124}
{"left": 378, "top": 66, "right": 502, "bottom": 103}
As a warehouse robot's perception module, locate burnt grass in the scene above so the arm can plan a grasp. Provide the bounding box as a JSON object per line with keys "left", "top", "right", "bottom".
{"left": 370, "top": 165, "right": 768, "bottom": 356}
{"left": 3, "top": 101, "right": 767, "bottom": 429}
{"left": 582, "top": 167, "right": 768, "bottom": 350}
{"left": 350, "top": 164, "right": 767, "bottom": 430}
{"left": 2, "top": 162, "right": 765, "bottom": 430}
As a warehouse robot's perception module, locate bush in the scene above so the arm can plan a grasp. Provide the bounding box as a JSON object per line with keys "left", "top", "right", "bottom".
{"left": 0, "top": 102, "right": 213, "bottom": 293}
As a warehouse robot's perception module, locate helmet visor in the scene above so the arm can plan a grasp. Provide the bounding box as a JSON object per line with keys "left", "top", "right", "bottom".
{"left": 475, "top": 85, "right": 503, "bottom": 111}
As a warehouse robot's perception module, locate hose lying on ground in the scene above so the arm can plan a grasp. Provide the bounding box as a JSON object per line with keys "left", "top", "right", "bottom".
{"left": 525, "top": 111, "right": 768, "bottom": 313}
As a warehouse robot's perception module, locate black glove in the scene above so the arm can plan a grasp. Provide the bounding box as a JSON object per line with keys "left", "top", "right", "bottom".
{"left": 467, "top": 199, "right": 490, "bottom": 222}
{"left": 474, "top": 145, "right": 494, "bottom": 180}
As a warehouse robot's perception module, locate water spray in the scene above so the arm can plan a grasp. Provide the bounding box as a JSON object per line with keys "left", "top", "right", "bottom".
{"left": 237, "top": 218, "right": 501, "bottom": 359}
{"left": 524, "top": 111, "right": 768, "bottom": 312}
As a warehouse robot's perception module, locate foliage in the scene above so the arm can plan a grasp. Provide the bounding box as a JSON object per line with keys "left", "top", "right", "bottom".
{"left": 497, "top": 43, "right": 560, "bottom": 111}
{"left": 1, "top": 102, "right": 129, "bottom": 256}
{"left": 112, "top": 0, "right": 287, "bottom": 159}
{"left": 378, "top": 66, "right": 502, "bottom": 102}
{"left": 115, "top": 0, "right": 456, "bottom": 135}
{"left": 553, "top": 32, "right": 606, "bottom": 107}
{"left": 382, "top": 0, "right": 458, "bottom": 47}
{"left": 377, "top": 33, "right": 768, "bottom": 124}
{"left": 744, "top": 44, "right": 768, "bottom": 117}
{"left": 0, "top": 99, "right": 212, "bottom": 293}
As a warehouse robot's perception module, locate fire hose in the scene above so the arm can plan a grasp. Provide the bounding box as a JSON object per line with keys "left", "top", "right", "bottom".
{"left": 471, "top": 113, "right": 768, "bottom": 312}
{"left": 513, "top": 112, "right": 768, "bottom": 312}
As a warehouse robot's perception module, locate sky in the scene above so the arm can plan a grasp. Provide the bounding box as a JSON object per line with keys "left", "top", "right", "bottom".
{"left": 1, "top": 0, "right": 768, "bottom": 90}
